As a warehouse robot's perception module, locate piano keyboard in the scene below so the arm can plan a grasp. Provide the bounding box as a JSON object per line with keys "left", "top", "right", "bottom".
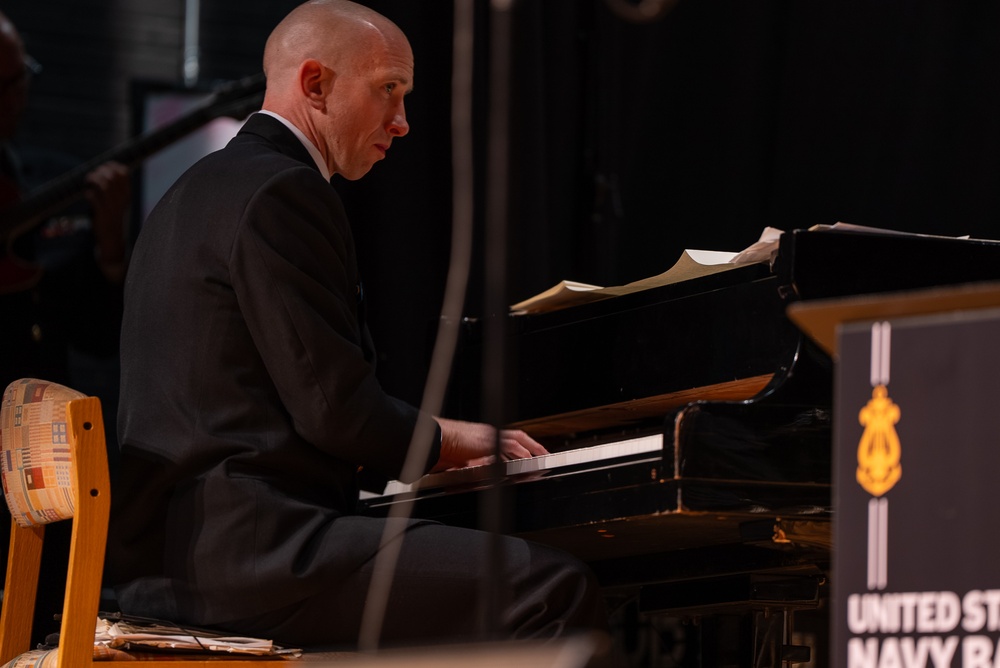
{"left": 380, "top": 432, "right": 664, "bottom": 496}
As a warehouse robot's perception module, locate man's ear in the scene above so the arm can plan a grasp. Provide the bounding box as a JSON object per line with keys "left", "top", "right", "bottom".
{"left": 299, "top": 59, "right": 332, "bottom": 109}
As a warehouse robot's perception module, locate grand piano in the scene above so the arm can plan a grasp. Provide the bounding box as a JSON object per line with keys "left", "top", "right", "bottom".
{"left": 363, "top": 227, "right": 1000, "bottom": 666}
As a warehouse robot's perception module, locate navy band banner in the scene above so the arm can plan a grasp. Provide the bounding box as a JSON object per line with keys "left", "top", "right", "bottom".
{"left": 834, "top": 307, "right": 1000, "bottom": 667}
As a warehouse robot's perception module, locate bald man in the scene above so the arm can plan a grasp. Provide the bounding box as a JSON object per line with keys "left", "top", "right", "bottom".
{"left": 106, "top": 0, "right": 607, "bottom": 650}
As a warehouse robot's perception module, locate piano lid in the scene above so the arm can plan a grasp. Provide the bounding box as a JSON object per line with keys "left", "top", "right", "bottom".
{"left": 446, "top": 227, "right": 1000, "bottom": 438}
{"left": 775, "top": 226, "right": 1000, "bottom": 302}
{"left": 445, "top": 261, "right": 798, "bottom": 438}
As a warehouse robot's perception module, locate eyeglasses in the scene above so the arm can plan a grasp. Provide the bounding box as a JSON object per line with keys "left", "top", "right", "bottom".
{"left": 0, "top": 54, "right": 42, "bottom": 94}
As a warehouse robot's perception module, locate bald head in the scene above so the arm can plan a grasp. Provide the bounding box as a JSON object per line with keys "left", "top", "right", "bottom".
{"left": 260, "top": 0, "right": 414, "bottom": 180}
{"left": 263, "top": 1, "right": 405, "bottom": 96}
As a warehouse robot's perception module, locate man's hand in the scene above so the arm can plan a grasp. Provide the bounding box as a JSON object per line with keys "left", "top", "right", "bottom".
{"left": 84, "top": 161, "right": 130, "bottom": 281}
{"left": 433, "top": 417, "right": 549, "bottom": 471}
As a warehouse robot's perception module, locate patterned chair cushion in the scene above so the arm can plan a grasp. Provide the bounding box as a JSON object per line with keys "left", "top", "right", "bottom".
{"left": 0, "top": 645, "right": 139, "bottom": 667}
{"left": 0, "top": 648, "right": 58, "bottom": 668}
{"left": 0, "top": 378, "right": 86, "bottom": 528}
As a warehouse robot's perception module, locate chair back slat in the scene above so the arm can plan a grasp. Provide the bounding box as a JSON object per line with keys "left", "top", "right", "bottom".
{"left": 1, "top": 379, "right": 287, "bottom": 667}
{"left": 0, "top": 380, "right": 97, "bottom": 667}
{"left": 0, "top": 521, "right": 44, "bottom": 663}
{"left": 56, "top": 397, "right": 110, "bottom": 668}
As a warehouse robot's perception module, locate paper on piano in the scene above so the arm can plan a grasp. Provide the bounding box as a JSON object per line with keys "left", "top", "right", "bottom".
{"left": 510, "top": 227, "right": 783, "bottom": 315}
{"left": 508, "top": 280, "right": 605, "bottom": 314}
{"left": 509, "top": 250, "right": 736, "bottom": 315}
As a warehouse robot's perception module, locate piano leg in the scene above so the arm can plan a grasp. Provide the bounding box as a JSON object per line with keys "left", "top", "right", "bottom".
{"left": 610, "top": 609, "right": 823, "bottom": 667}
{"left": 751, "top": 608, "right": 812, "bottom": 667}
{"left": 607, "top": 572, "right": 827, "bottom": 667}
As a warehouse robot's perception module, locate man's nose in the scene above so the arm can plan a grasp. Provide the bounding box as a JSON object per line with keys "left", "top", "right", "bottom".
{"left": 388, "top": 105, "right": 409, "bottom": 137}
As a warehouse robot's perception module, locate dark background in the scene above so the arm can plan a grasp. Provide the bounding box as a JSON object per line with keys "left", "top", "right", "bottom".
{"left": 7, "top": 0, "right": 1000, "bottom": 408}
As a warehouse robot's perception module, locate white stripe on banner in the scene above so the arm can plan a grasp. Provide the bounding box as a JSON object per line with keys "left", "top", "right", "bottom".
{"left": 880, "top": 322, "right": 892, "bottom": 386}
{"left": 867, "top": 497, "right": 890, "bottom": 590}
{"left": 877, "top": 497, "right": 889, "bottom": 590}
{"left": 870, "top": 321, "right": 892, "bottom": 386}
{"left": 868, "top": 498, "right": 879, "bottom": 590}
{"left": 870, "top": 323, "right": 881, "bottom": 388}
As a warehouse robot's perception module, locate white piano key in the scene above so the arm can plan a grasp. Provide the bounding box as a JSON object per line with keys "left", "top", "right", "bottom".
{"left": 381, "top": 432, "right": 663, "bottom": 496}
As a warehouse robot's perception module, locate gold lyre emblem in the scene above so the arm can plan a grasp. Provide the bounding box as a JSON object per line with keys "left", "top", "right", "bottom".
{"left": 857, "top": 384, "right": 902, "bottom": 497}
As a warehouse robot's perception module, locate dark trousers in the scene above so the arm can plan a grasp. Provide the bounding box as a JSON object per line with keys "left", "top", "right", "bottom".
{"left": 228, "top": 517, "right": 609, "bottom": 649}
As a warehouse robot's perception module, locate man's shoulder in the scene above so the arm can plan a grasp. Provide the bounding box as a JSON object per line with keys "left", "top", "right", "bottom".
{"left": 214, "top": 118, "right": 320, "bottom": 177}
{"left": 187, "top": 128, "right": 314, "bottom": 184}
{"left": 233, "top": 114, "right": 308, "bottom": 156}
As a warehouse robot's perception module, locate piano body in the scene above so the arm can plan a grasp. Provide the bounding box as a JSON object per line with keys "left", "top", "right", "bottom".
{"left": 363, "top": 228, "right": 1000, "bottom": 666}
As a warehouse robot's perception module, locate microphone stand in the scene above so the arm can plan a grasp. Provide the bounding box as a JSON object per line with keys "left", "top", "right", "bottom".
{"left": 479, "top": 0, "right": 516, "bottom": 641}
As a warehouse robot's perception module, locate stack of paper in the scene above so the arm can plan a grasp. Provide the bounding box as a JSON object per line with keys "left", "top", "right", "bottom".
{"left": 510, "top": 227, "right": 783, "bottom": 315}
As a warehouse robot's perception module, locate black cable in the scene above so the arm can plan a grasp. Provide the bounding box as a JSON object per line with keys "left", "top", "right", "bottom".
{"left": 357, "top": 0, "right": 478, "bottom": 651}
{"left": 479, "top": 0, "right": 515, "bottom": 641}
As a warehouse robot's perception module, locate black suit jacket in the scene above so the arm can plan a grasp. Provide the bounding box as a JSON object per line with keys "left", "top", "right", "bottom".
{"left": 107, "top": 113, "right": 440, "bottom": 626}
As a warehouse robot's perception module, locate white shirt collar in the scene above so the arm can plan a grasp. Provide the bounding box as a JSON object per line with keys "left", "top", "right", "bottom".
{"left": 256, "top": 110, "right": 332, "bottom": 181}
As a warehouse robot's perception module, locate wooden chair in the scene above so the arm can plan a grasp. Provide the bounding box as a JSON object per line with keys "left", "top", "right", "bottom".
{"left": 0, "top": 379, "right": 597, "bottom": 668}
{"left": 0, "top": 378, "right": 294, "bottom": 667}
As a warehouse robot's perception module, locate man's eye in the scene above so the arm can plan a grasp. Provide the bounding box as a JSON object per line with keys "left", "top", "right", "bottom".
{"left": 385, "top": 83, "right": 396, "bottom": 94}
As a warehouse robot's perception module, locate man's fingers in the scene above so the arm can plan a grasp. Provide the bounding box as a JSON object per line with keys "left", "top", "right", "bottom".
{"left": 522, "top": 438, "right": 549, "bottom": 457}
{"left": 499, "top": 442, "right": 531, "bottom": 461}
{"left": 500, "top": 429, "right": 549, "bottom": 457}
{"left": 499, "top": 435, "right": 550, "bottom": 461}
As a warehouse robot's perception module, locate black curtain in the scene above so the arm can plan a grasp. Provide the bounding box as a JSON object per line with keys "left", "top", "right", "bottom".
{"left": 502, "top": 0, "right": 1000, "bottom": 298}
{"left": 158, "top": 0, "right": 1000, "bottom": 409}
